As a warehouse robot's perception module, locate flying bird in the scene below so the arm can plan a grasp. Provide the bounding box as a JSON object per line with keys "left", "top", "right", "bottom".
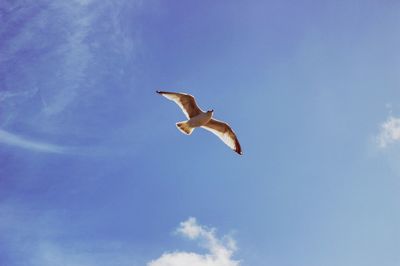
{"left": 156, "top": 91, "right": 243, "bottom": 155}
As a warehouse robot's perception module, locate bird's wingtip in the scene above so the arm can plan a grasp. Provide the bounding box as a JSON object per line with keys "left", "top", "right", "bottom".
{"left": 235, "top": 149, "right": 243, "bottom": 155}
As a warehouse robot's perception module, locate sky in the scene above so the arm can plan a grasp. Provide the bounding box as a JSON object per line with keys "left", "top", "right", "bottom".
{"left": 0, "top": 0, "right": 400, "bottom": 265}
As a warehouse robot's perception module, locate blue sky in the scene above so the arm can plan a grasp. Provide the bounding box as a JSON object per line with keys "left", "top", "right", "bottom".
{"left": 1, "top": 0, "right": 400, "bottom": 265}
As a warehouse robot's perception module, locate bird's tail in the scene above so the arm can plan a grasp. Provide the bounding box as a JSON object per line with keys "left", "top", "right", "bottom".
{"left": 176, "top": 121, "right": 194, "bottom": 135}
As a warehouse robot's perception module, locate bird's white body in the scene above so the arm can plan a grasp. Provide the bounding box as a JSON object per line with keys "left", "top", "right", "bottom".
{"left": 187, "top": 111, "right": 213, "bottom": 128}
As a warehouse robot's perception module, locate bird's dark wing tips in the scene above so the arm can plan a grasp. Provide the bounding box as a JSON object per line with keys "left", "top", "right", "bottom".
{"left": 234, "top": 138, "right": 243, "bottom": 155}
{"left": 234, "top": 146, "right": 243, "bottom": 155}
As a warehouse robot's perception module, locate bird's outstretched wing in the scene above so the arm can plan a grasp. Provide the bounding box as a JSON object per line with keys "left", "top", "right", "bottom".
{"left": 202, "top": 119, "right": 243, "bottom": 155}
{"left": 156, "top": 91, "right": 202, "bottom": 119}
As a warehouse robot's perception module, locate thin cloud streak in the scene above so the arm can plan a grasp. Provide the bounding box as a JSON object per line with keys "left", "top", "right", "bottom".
{"left": 0, "top": 129, "right": 68, "bottom": 154}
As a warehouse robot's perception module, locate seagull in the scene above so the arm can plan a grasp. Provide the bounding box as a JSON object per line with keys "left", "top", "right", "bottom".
{"left": 156, "top": 91, "right": 243, "bottom": 155}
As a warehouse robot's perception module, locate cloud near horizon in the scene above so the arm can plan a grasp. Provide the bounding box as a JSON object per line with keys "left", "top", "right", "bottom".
{"left": 147, "top": 217, "right": 240, "bottom": 266}
{"left": 376, "top": 116, "right": 400, "bottom": 148}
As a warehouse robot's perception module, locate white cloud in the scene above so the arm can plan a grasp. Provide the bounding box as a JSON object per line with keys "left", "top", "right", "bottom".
{"left": 147, "top": 217, "right": 240, "bottom": 266}
{"left": 376, "top": 116, "right": 400, "bottom": 148}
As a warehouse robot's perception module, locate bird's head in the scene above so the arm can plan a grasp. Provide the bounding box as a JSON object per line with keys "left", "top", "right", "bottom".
{"left": 207, "top": 109, "right": 214, "bottom": 114}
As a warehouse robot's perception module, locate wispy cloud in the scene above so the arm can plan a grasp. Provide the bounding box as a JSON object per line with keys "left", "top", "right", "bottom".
{"left": 148, "top": 217, "right": 240, "bottom": 266}
{"left": 0, "top": 89, "right": 38, "bottom": 102}
{"left": 0, "top": 129, "right": 69, "bottom": 153}
{"left": 1, "top": 0, "right": 140, "bottom": 118}
{"left": 0, "top": 201, "right": 141, "bottom": 266}
{"left": 40, "top": 1, "right": 94, "bottom": 116}
{"left": 376, "top": 116, "right": 400, "bottom": 148}
{"left": 40, "top": 0, "right": 141, "bottom": 116}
